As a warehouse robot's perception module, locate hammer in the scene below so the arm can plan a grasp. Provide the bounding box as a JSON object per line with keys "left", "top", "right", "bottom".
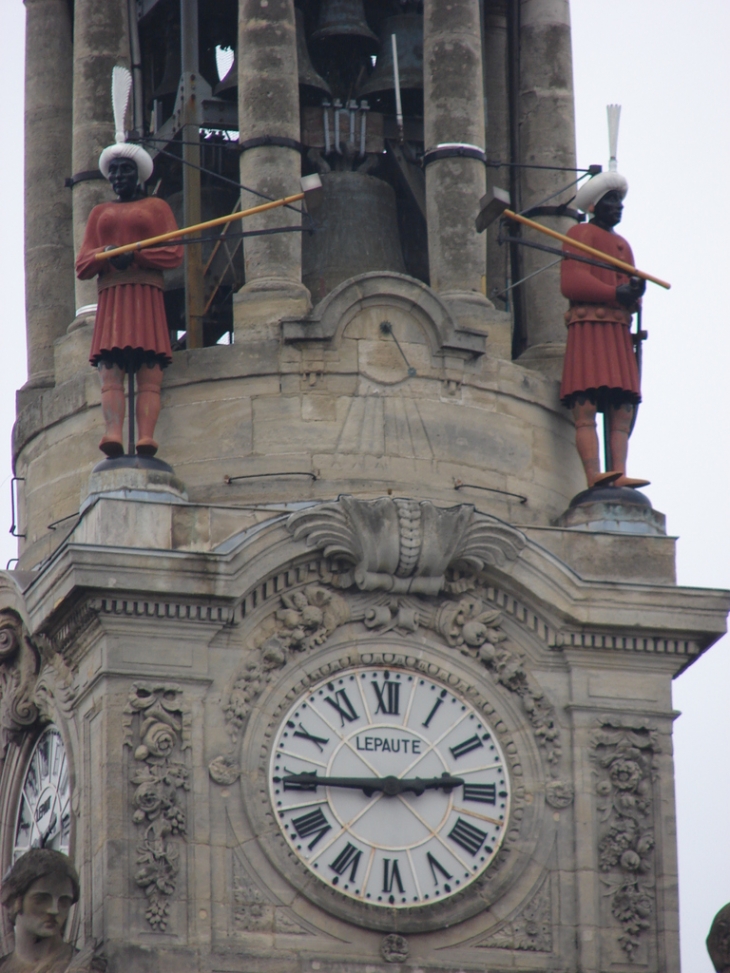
{"left": 97, "top": 174, "right": 323, "bottom": 262}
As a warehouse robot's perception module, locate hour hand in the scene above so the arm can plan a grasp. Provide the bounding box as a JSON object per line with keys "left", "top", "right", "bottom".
{"left": 276, "top": 770, "right": 464, "bottom": 797}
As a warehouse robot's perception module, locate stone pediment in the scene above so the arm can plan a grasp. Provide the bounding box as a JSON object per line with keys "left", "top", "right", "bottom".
{"left": 288, "top": 495, "right": 526, "bottom": 595}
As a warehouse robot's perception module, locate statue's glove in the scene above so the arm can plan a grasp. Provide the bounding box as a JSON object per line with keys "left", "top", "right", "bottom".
{"left": 104, "top": 245, "right": 134, "bottom": 272}
{"left": 616, "top": 276, "right": 646, "bottom": 308}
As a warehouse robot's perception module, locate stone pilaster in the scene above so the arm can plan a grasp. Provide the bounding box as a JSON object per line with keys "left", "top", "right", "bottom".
{"left": 70, "top": 0, "right": 128, "bottom": 321}
{"left": 21, "top": 0, "right": 74, "bottom": 402}
{"left": 516, "top": 0, "right": 577, "bottom": 379}
{"left": 235, "top": 0, "right": 310, "bottom": 338}
{"left": 423, "top": 0, "right": 494, "bottom": 333}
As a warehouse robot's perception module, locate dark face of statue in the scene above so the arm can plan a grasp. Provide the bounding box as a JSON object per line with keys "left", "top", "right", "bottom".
{"left": 15, "top": 873, "right": 74, "bottom": 942}
{"left": 592, "top": 190, "right": 624, "bottom": 229}
{"left": 108, "top": 157, "right": 139, "bottom": 201}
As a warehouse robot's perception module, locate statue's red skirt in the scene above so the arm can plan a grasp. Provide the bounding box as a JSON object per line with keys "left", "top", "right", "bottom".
{"left": 89, "top": 282, "right": 173, "bottom": 367}
{"left": 560, "top": 319, "right": 640, "bottom": 407}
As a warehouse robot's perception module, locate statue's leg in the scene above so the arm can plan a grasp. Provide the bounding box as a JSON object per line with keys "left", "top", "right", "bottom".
{"left": 608, "top": 401, "right": 633, "bottom": 476}
{"left": 136, "top": 362, "right": 163, "bottom": 456}
{"left": 97, "top": 362, "right": 125, "bottom": 457}
{"left": 572, "top": 397, "right": 601, "bottom": 487}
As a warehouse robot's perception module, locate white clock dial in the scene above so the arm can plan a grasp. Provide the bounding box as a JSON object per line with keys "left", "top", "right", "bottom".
{"left": 269, "top": 666, "right": 510, "bottom": 908}
{"left": 13, "top": 726, "right": 71, "bottom": 862}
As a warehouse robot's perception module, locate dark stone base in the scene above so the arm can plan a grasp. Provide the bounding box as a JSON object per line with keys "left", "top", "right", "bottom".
{"left": 92, "top": 454, "right": 174, "bottom": 475}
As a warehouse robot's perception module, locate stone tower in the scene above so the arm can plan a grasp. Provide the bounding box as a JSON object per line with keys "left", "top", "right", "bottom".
{"left": 1, "top": 1, "right": 726, "bottom": 972}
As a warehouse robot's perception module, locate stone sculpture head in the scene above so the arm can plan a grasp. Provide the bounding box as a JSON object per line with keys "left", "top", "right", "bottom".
{"left": 107, "top": 157, "right": 140, "bottom": 202}
{"left": 1, "top": 849, "right": 79, "bottom": 941}
{"left": 592, "top": 189, "right": 624, "bottom": 230}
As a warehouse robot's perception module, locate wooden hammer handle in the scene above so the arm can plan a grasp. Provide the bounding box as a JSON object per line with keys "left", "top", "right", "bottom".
{"left": 96, "top": 191, "right": 306, "bottom": 261}
{"left": 503, "top": 209, "right": 671, "bottom": 290}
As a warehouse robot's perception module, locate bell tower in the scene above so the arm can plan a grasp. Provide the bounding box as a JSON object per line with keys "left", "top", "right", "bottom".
{"left": 2, "top": 1, "right": 726, "bottom": 972}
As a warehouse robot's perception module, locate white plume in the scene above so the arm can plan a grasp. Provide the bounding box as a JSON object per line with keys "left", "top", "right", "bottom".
{"left": 111, "top": 65, "right": 133, "bottom": 144}
{"left": 607, "top": 104, "right": 621, "bottom": 173}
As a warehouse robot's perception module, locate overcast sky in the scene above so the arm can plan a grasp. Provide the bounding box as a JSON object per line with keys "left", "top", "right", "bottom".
{"left": 0, "top": 2, "right": 728, "bottom": 970}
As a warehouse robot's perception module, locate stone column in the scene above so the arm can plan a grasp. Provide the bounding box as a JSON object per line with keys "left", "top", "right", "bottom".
{"left": 235, "top": 0, "right": 310, "bottom": 337}
{"left": 71, "top": 0, "right": 128, "bottom": 320}
{"left": 22, "top": 0, "right": 74, "bottom": 400}
{"left": 423, "top": 0, "right": 494, "bottom": 333}
{"left": 483, "top": 1, "right": 510, "bottom": 311}
{"left": 516, "top": 0, "right": 577, "bottom": 379}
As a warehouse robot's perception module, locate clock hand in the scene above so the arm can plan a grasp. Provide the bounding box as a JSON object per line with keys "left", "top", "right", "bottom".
{"left": 276, "top": 770, "right": 464, "bottom": 797}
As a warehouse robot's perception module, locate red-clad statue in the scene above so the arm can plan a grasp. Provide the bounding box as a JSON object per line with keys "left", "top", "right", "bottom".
{"left": 76, "top": 68, "right": 183, "bottom": 458}
{"left": 560, "top": 106, "right": 647, "bottom": 489}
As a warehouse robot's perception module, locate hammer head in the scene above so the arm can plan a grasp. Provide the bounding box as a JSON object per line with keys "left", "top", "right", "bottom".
{"left": 475, "top": 186, "right": 510, "bottom": 233}
{"left": 301, "top": 173, "right": 323, "bottom": 211}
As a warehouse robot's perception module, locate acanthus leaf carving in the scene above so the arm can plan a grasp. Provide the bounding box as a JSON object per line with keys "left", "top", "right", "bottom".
{"left": 591, "top": 716, "right": 660, "bottom": 961}
{"left": 124, "top": 683, "right": 190, "bottom": 932}
{"left": 288, "top": 496, "right": 524, "bottom": 595}
{"left": 0, "top": 607, "right": 40, "bottom": 756}
{"left": 474, "top": 876, "right": 552, "bottom": 952}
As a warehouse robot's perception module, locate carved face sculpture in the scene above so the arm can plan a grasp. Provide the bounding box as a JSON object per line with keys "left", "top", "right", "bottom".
{"left": 15, "top": 873, "right": 74, "bottom": 941}
{"left": 593, "top": 189, "right": 624, "bottom": 228}
{"left": 107, "top": 157, "right": 139, "bottom": 201}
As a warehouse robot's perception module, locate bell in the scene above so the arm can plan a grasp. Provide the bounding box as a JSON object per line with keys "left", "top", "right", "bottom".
{"left": 357, "top": 14, "right": 423, "bottom": 115}
{"left": 296, "top": 8, "right": 331, "bottom": 105}
{"left": 214, "top": 51, "right": 238, "bottom": 100}
{"left": 311, "top": 0, "right": 378, "bottom": 52}
{"left": 152, "top": 20, "right": 182, "bottom": 104}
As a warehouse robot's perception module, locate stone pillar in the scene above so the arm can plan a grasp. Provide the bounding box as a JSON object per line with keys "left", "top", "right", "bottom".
{"left": 235, "top": 0, "right": 310, "bottom": 338}
{"left": 22, "top": 0, "right": 74, "bottom": 400}
{"left": 516, "top": 0, "right": 577, "bottom": 379}
{"left": 483, "top": 1, "right": 510, "bottom": 311}
{"left": 71, "top": 0, "right": 128, "bottom": 320}
{"left": 423, "top": 0, "right": 494, "bottom": 333}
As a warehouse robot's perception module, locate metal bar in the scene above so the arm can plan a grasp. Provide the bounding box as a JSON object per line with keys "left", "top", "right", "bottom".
{"left": 224, "top": 471, "right": 317, "bottom": 484}
{"left": 486, "top": 160, "right": 601, "bottom": 172}
{"left": 453, "top": 480, "right": 528, "bottom": 504}
{"left": 9, "top": 476, "right": 26, "bottom": 538}
{"left": 499, "top": 233, "right": 625, "bottom": 274}
{"left": 494, "top": 257, "right": 562, "bottom": 299}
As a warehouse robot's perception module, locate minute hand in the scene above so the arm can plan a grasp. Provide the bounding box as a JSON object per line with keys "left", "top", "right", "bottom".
{"left": 279, "top": 771, "right": 464, "bottom": 797}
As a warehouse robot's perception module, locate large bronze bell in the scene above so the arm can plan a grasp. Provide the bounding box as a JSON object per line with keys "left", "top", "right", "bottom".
{"left": 152, "top": 20, "right": 182, "bottom": 106}
{"left": 296, "top": 8, "right": 331, "bottom": 105}
{"left": 214, "top": 51, "right": 237, "bottom": 100}
{"left": 357, "top": 14, "right": 423, "bottom": 114}
{"left": 311, "top": 0, "right": 378, "bottom": 52}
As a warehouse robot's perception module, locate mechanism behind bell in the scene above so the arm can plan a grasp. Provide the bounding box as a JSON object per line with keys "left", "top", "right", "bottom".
{"left": 357, "top": 14, "right": 423, "bottom": 115}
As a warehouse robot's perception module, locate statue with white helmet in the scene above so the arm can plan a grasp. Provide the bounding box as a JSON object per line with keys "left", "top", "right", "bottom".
{"left": 76, "top": 67, "right": 183, "bottom": 459}
{"left": 560, "top": 105, "right": 647, "bottom": 490}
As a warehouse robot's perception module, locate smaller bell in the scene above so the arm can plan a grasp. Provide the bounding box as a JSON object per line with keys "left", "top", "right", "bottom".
{"left": 152, "top": 21, "right": 182, "bottom": 104}
{"left": 357, "top": 14, "right": 423, "bottom": 115}
{"left": 214, "top": 51, "right": 238, "bottom": 100}
{"left": 296, "top": 8, "right": 331, "bottom": 105}
{"left": 311, "top": 0, "right": 378, "bottom": 53}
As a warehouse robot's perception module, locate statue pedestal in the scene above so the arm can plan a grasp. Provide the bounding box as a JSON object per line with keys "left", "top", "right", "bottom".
{"left": 555, "top": 485, "right": 666, "bottom": 536}
{"left": 80, "top": 455, "right": 187, "bottom": 516}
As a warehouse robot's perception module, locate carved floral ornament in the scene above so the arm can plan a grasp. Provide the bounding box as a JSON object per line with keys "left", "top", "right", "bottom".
{"left": 209, "top": 497, "right": 573, "bottom": 808}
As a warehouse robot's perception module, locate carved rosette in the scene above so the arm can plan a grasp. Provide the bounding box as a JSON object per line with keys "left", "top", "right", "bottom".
{"left": 123, "top": 684, "right": 191, "bottom": 932}
{"left": 591, "top": 717, "right": 659, "bottom": 961}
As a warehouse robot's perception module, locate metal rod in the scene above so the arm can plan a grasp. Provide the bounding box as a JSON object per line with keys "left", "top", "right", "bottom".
{"left": 224, "top": 471, "right": 317, "bottom": 484}
{"left": 494, "top": 257, "right": 562, "bottom": 299}
{"left": 487, "top": 160, "right": 600, "bottom": 172}
{"left": 503, "top": 209, "right": 671, "bottom": 289}
{"left": 453, "top": 480, "right": 528, "bottom": 504}
{"left": 392, "top": 34, "right": 404, "bottom": 143}
{"left": 499, "top": 233, "right": 627, "bottom": 274}
{"left": 518, "top": 172, "right": 587, "bottom": 216}
{"left": 9, "top": 477, "right": 26, "bottom": 538}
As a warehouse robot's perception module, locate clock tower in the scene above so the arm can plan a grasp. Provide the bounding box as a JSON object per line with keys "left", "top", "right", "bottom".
{"left": 2, "top": 1, "right": 727, "bottom": 972}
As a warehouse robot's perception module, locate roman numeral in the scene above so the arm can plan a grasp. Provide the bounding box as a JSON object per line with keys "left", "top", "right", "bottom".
{"left": 449, "top": 734, "right": 484, "bottom": 760}
{"left": 422, "top": 689, "right": 447, "bottom": 728}
{"left": 448, "top": 818, "right": 488, "bottom": 856}
{"left": 382, "top": 858, "right": 405, "bottom": 894}
{"left": 462, "top": 783, "right": 497, "bottom": 804}
{"left": 329, "top": 843, "right": 362, "bottom": 882}
{"left": 426, "top": 851, "right": 453, "bottom": 885}
{"left": 372, "top": 676, "right": 400, "bottom": 715}
{"left": 291, "top": 808, "right": 332, "bottom": 850}
{"left": 324, "top": 687, "right": 359, "bottom": 726}
{"left": 289, "top": 721, "right": 330, "bottom": 752}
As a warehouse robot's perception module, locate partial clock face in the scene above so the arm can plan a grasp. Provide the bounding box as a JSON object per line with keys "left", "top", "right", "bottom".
{"left": 14, "top": 726, "right": 71, "bottom": 862}
{"left": 269, "top": 666, "right": 510, "bottom": 908}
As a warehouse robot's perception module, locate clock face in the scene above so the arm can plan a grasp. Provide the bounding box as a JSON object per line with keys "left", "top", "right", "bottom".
{"left": 269, "top": 666, "right": 510, "bottom": 908}
{"left": 14, "top": 727, "right": 71, "bottom": 862}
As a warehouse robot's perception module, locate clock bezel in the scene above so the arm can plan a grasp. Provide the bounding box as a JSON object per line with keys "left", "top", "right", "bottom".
{"left": 240, "top": 642, "right": 545, "bottom": 933}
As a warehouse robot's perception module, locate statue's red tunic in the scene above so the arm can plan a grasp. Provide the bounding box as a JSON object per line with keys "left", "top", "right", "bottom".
{"left": 76, "top": 197, "right": 183, "bottom": 366}
{"left": 559, "top": 222, "right": 640, "bottom": 406}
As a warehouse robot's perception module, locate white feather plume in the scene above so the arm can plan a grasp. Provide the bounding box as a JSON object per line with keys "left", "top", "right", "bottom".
{"left": 607, "top": 104, "right": 621, "bottom": 172}
{"left": 111, "top": 65, "right": 133, "bottom": 144}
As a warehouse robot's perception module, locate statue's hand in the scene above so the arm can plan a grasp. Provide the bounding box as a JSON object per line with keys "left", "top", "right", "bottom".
{"left": 616, "top": 276, "right": 646, "bottom": 308}
{"left": 104, "top": 245, "right": 134, "bottom": 272}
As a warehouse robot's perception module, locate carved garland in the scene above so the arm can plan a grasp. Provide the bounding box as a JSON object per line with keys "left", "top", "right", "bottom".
{"left": 591, "top": 717, "right": 660, "bottom": 961}
{"left": 123, "top": 684, "right": 191, "bottom": 932}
